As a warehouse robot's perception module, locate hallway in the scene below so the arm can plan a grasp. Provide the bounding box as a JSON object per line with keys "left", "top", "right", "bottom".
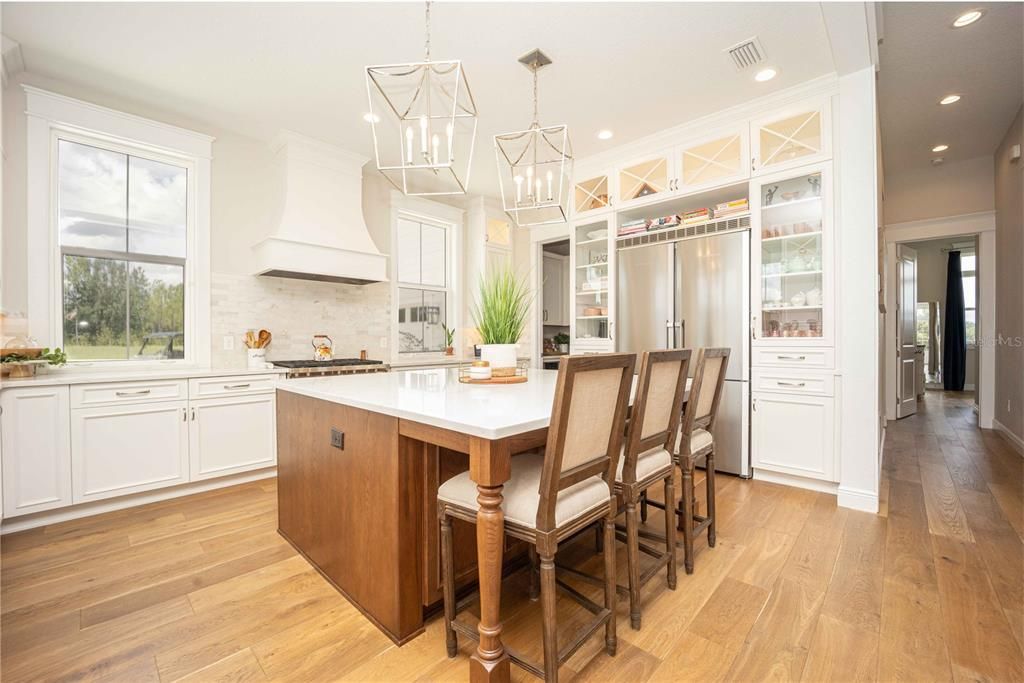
{"left": 881, "top": 389, "right": 1023, "bottom": 681}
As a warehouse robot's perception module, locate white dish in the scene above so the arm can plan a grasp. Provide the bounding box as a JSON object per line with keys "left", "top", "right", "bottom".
{"left": 586, "top": 229, "right": 608, "bottom": 241}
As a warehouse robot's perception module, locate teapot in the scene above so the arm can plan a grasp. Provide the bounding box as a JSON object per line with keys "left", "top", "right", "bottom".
{"left": 312, "top": 334, "right": 334, "bottom": 361}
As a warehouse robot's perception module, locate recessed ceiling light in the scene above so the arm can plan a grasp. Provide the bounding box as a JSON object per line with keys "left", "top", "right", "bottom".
{"left": 932, "top": 144, "right": 949, "bottom": 152}
{"left": 597, "top": 130, "right": 614, "bottom": 140}
{"left": 363, "top": 112, "right": 380, "bottom": 124}
{"left": 754, "top": 67, "right": 777, "bottom": 82}
{"left": 939, "top": 94, "right": 962, "bottom": 105}
{"left": 953, "top": 10, "right": 983, "bottom": 27}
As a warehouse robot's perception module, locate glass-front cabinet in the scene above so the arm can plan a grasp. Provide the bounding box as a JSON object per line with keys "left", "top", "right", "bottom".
{"left": 571, "top": 218, "right": 614, "bottom": 349}
{"left": 751, "top": 162, "right": 833, "bottom": 346}
{"left": 573, "top": 172, "right": 612, "bottom": 217}
{"left": 750, "top": 98, "right": 831, "bottom": 175}
{"left": 616, "top": 152, "right": 672, "bottom": 209}
{"left": 677, "top": 127, "right": 749, "bottom": 193}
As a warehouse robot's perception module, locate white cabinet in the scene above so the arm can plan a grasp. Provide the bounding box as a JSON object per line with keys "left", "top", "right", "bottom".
{"left": 752, "top": 391, "right": 835, "bottom": 481}
{"left": 571, "top": 217, "right": 614, "bottom": 351}
{"left": 71, "top": 400, "right": 189, "bottom": 503}
{"left": 542, "top": 253, "right": 569, "bottom": 326}
{"left": 615, "top": 151, "right": 674, "bottom": 209}
{"left": 677, "top": 126, "right": 750, "bottom": 193}
{"left": 1, "top": 386, "right": 72, "bottom": 518}
{"left": 189, "top": 394, "right": 276, "bottom": 481}
{"left": 750, "top": 98, "right": 831, "bottom": 175}
{"left": 572, "top": 167, "right": 613, "bottom": 218}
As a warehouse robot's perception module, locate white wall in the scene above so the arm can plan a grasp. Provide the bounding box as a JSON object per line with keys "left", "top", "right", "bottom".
{"left": 884, "top": 155, "right": 995, "bottom": 225}
{"left": 2, "top": 72, "right": 396, "bottom": 366}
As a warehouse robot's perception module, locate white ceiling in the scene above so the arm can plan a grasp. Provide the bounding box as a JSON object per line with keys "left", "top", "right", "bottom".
{"left": 2, "top": 2, "right": 839, "bottom": 196}
{"left": 878, "top": 2, "right": 1023, "bottom": 176}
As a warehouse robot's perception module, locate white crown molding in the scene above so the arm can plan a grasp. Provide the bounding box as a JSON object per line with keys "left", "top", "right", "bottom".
{"left": 575, "top": 73, "right": 840, "bottom": 171}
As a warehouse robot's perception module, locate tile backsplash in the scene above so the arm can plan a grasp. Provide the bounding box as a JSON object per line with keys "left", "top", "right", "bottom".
{"left": 210, "top": 272, "right": 390, "bottom": 368}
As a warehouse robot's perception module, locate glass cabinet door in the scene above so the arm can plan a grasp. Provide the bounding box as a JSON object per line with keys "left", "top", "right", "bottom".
{"left": 573, "top": 174, "right": 611, "bottom": 215}
{"left": 678, "top": 130, "right": 748, "bottom": 191}
{"left": 752, "top": 102, "right": 829, "bottom": 174}
{"left": 617, "top": 154, "right": 671, "bottom": 206}
{"left": 573, "top": 221, "right": 611, "bottom": 343}
{"left": 756, "top": 167, "right": 828, "bottom": 341}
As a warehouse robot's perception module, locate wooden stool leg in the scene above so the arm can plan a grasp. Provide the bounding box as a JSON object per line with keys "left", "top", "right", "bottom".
{"left": 679, "top": 455, "right": 695, "bottom": 575}
{"left": 539, "top": 551, "right": 559, "bottom": 682}
{"left": 625, "top": 492, "right": 641, "bottom": 630}
{"left": 603, "top": 507, "right": 618, "bottom": 655}
{"left": 706, "top": 449, "right": 717, "bottom": 548}
{"left": 528, "top": 546, "right": 540, "bottom": 601}
{"left": 440, "top": 512, "right": 458, "bottom": 657}
{"left": 640, "top": 491, "right": 649, "bottom": 523}
{"left": 595, "top": 521, "right": 604, "bottom": 553}
{"left": 664, "top": 474, "right": 677, "bottom": 590}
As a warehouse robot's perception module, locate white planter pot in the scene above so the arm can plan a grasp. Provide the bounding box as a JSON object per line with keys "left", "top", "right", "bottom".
{"left": 479, "top": 344, "right": 518, "bottom": 376}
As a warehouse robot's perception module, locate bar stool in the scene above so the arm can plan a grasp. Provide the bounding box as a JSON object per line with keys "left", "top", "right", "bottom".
{"left": 438, "top": 353, "right": 636, "bottom": 682}
{"left": 675, "top": 347, "right": 730, "bottom": 574}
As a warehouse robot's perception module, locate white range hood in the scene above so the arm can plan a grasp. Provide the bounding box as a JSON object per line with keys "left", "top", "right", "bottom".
{"left": 252, "top": 131, "right": 387, "bottom": 284}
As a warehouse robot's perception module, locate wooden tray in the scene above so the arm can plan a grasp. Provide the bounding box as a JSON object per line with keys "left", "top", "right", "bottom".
{"left": 458, "top": 375, "right": 528, "bottom": 385}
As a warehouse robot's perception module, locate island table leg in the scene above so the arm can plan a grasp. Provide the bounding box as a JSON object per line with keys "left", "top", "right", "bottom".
{"left": 469, "top": 437, "right": 512, "bottom": 683}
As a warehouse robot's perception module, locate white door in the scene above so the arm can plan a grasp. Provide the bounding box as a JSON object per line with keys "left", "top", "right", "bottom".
{"left": 190, "top": 394, "right": 277, "bottom": 480}
{"left": 752, "top": 391, "right": 835, "bottom": 481}
{"left": 542, "top": 253, "right": 566, "bottom": 325}
{"left": 71, "top": 401, "right": 189, "bottom": 503}
{"left": 897, "top": 245, "right": 919, "bottom": 418}
{"left": 1, "top": 386, "right": 72, "bottom": 517}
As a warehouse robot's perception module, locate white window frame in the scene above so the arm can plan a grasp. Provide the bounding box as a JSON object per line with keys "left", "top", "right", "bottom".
{"left": 25, "top": 86, "right": 213, "bottom": 368}
{"left": 388, "top": 191, "right": 463, "bottom": 364}
{"left": 961, "top": 248, "right": 977, "bottom": 347}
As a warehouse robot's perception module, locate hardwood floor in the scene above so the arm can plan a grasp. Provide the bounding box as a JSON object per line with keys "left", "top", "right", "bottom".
{"left": 2, "top": 390, "right": 1021, "bottom": 682}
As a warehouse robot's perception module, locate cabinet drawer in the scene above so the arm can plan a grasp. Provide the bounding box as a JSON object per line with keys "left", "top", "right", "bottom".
{"left": 189, "top": 374, "right": 277, "bottom": 399}
{"left": 753, "top": 347, "right": 834, "bottom": 369}
{"left": 72, "top": 379, "right": 187, "bottom": 408}
{"left": 753, "top": 368, "right": 834, "bottom": 396}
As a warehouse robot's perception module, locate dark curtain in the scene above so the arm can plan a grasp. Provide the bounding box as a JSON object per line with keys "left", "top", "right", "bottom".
{"left": 943, "top": 251, "right": 966, "bottom": 391}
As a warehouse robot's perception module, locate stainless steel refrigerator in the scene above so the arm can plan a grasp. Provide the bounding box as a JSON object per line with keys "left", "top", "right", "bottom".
{"left": 617, "top": 230, "right": 750, "bottom": 477}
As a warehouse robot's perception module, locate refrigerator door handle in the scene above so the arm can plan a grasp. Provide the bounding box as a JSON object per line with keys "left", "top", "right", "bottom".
{"left": 665, "top": 320, "right": 673, "bottom": 348}
{"left": 678, "top": 319, "right": 685, "bottom": 348}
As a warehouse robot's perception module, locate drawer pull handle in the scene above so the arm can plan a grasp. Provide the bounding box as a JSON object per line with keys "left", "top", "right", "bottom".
{"left": 776, "top": 355, "right": 806, "bottom": 361}
{"left": 777, "top": 381, "right": 806, "bottom": 387}
{"left": 223, "top": 383, "right": 251, "bottom": 390}
{"left": 116, "top": 389, "right": 151, "bottom": 397}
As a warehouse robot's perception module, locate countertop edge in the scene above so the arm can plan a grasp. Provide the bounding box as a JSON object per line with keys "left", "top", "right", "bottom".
{"left": 0, "top": 366, "right": 288, "bottom": 389}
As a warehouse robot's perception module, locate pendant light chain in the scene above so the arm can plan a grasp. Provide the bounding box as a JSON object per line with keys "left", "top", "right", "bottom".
{"left": 424, "top": 1, "right": 431, "bottom": 62}
{"left": 532, "top": 66, "right": 539, "bottom": 127}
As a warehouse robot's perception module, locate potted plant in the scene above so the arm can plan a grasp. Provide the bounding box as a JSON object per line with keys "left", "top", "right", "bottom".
{"left": 553, "top": 332, "right": 570, "bottom": 354}
{"left": 472, "top": 266, "right": 531, "bottom": 377}
{"left": 441, "top": 323, "right": 455, "bottom": 356}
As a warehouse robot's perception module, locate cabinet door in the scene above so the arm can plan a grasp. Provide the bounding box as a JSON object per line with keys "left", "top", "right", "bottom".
{"left": 71, "top": 401, "right": 189, "bottom": 503}
{"left": 542, "top": 253, "right": 564, "bottom": 326}
{"left": 616, "top": 152, "right": 673, "bottom": 208}
{"left": 190, "top": 394, "right": 277, "bottom": 481}
{"left": 751, "top": 99, "right": 831, "bottom": 175}
{"left": 752, "top": 392, "right": 835, "bottom": 481}
{"left": 677, "top": 128, "right": 749, "bottom": 193}
{"left": 573, "top": 172, "right": 612, "bottom": 217}
{"left": 572, "top": 219, "right": 613, "bottom": 345}
{"left": 1, "top": 386, "right": 72, "bottom": 517}
{"left": 751, "top": 162, "right": 833, "bottom": 347}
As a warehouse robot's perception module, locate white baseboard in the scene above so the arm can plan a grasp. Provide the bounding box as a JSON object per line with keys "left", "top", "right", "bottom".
{"left": 993, "top": 419, "right": 1024, "bottom": 457}
{"left": 753, "top": 468, "right": 839, "bottom": 495}
{"left": 837, "top": 485, "right": 880, "bottom": 513}
{"left": 1, "top": 468, "right": 276, "bottom": 534}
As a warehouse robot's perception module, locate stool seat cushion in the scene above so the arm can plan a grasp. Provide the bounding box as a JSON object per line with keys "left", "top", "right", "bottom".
{"left": 677, "top": 427, "right": 713, "bottom": 455}
{"left": 615, "top": 446, "right": 672, "bottom": 483}
{"left": 438, "top": 452, "right": 610, "bottom": 529}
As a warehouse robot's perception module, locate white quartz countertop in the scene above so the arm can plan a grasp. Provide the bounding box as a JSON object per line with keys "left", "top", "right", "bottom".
{"left": 0, "top": 366, "right": 288, "bottom": 389}
{"left": 279, "top": 368, "right": 561, "bottom": 440}
{"left": 277, "top": 368, "right": 690, "bottom": 441}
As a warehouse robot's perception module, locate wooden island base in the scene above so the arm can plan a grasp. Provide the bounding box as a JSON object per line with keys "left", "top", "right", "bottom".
{"left": 276, "top": 390, "right": 539, "bottom": 647}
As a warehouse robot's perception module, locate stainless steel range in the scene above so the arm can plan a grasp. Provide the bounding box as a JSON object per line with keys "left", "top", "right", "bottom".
{"left": 272, "top": 358, "right": 388, "bottom": 379}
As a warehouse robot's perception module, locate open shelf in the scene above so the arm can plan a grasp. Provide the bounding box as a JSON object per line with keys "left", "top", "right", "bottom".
{"left": 576, "top": 315, "right": 608, "bottom": 320}
{"left": 576, "top": 262, "right": 608, "bottom": 269}
{"left": 575, "top": 237, "right": 608, "bottom": 247}
{"left": 761, "top": 230, "right": 822, "bottom": 243}
{"left": 762, "top": 195, "right": 822, "bottom": 211}
{"left": 576, "top": 288, "right": 608, "bottom": 296}
{"left": 762, "top": 305, "right": 823, "bottom": 312}
{"left": 762, "top": 270, "right": 823, "bottom": 279}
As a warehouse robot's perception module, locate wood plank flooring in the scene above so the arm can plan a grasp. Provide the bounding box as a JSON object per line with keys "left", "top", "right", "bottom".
{"left": 2, "top": 390, "right": 1022, "bottom": 682}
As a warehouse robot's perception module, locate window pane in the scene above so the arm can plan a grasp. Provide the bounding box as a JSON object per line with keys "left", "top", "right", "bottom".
{"left": 964, "top": 309, "right": 976, "bottom": 345}
{"left": 961, "top": 275, "right": 976, "bottom": 309}
{"left": 397, "top": 218, "right": 421, "bottom": 283}
{"left": 961, "top": 252, "right": 976, "bottom": 271}
{"left": 398, "top": 287, "right": 446, "bottom": 353}
{"left": 129, "top": 156, "right": 187, "bottom": 258}
{"left": 63, "top": 255, "right": 128, "bottom": 360}
{"left": 129, "top": 262, "right": 185, "bottom": 359}
{"left": 58, "top": 140, "right": 128, "bottom": 252}
{"left": 420, "top": 224, "right": 446, "bottom": 286}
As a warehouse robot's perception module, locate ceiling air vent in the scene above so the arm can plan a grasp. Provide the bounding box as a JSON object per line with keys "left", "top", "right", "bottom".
{"left": 725, "top": 37, "right": 767, "bottom": 71}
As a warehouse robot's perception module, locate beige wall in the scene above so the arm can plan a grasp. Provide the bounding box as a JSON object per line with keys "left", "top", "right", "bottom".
{"left": 885, "top": 155, "right": 995, "bottom": 225}
{"left": 994, "top": 107, "right": 1023, "bottom": 443}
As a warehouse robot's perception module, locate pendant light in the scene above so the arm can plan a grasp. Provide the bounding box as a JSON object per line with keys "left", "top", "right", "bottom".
{"left": 494, "top": 49, "right": 573, "bottom": 227}
{"left": 364, "top": 1, "right": 478, "bottom": 196}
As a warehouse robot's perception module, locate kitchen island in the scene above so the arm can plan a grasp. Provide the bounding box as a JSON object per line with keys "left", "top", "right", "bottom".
{"left": 276, "top": 368, "right": 562, "bottom": 683}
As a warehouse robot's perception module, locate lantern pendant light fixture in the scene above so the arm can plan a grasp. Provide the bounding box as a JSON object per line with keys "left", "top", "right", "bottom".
{"left": 364, "top": 1, "right": 478, "bottom": 196}
{"left": 494, "top": 49, "right": 573, "bottom": 227}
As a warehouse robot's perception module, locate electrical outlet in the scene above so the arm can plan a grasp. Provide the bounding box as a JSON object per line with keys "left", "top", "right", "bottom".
{"left": 222, "top": 335, "right": 234, "bottom": 351}
{"left": 330, "top": 428, "right": 345, "bottom": 450}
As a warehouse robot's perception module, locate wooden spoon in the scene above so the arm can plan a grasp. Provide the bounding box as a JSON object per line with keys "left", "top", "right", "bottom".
{"left": 257, "top": 330, "right": 271, "bottom": 349}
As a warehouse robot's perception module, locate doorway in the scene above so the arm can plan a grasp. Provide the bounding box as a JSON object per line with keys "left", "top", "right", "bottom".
{"left": 539, "top": 239, "right": 570, "bottom": 370}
